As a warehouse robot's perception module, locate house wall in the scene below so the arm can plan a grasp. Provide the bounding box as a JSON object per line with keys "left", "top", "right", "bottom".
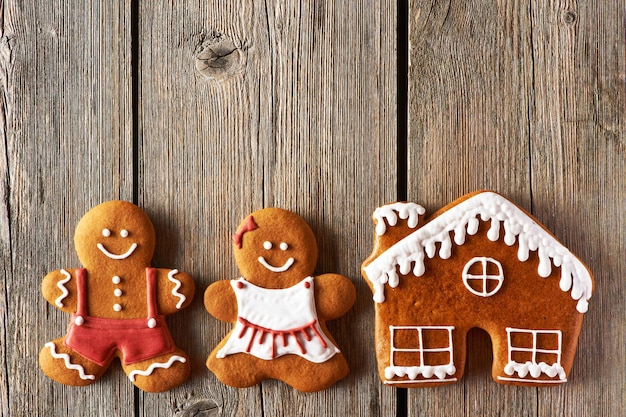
{"left": 374, "top": 220, "right": 585, "bottom": 385}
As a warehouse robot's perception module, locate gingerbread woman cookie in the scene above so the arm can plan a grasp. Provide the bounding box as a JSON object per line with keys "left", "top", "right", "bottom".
{"left": 39, "top": 201, "right": 195, "bottom": 392}
{"left": 204, "top": 208, "right": 356, "bottom": 392}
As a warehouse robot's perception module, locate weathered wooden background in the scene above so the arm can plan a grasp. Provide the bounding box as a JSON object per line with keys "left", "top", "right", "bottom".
{"left": 0, "top": 0, "right": 624, "bottom": 416}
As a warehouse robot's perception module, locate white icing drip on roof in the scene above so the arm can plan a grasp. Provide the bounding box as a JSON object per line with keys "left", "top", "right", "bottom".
{"left": 363, "top": 192, "right": 593, "bottom": 313}
{"left": 373, "top": 203, "right": 426, "bottom": 236}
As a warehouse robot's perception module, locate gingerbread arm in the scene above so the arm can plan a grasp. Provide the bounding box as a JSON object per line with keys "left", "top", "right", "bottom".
{"left": 204, "top": 280, "right": 238, "bottom": 323}
{"left": 314, "top": 273, "right": 356, "bottom": 321}
{"left": 41, "top": 268, "right": 79, "bottom": 313}
{"left": 154, "top": 268, "right": 195, "bottom": 315}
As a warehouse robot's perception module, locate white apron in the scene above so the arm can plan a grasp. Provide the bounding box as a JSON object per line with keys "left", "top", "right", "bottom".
{"left": 216, "top": 276, "right": 339, "bottom": 363}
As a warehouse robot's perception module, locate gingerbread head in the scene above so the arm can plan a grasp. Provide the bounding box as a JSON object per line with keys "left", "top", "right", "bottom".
{"left": 232, "top": 208, "right": 318, "bottom": 288}
{"left": 39, "top": 201, "right": 195, "bottom": 392}
{"left": 205, "top": 208, "right": 356, "bottom": 392}
{"left": 74, "top": 201, "right": 156, "bottom": 270}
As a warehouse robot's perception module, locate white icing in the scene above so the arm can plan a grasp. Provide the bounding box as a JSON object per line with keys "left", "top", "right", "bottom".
{"left": 363, "top": 192, "right": 593, "bottom": 313}
{"left": 385, "top": 364, "right": 456, "bottom": 381}
{"left": 97, "top": 243, "right": 138, "bottom": 260}
{"left": 114, "top": 288, "right": 122, "bottom": 297}
{"left": 263, "top": 241, "right": 272, "bottom": 250}
{"left": 385, "top": 325, "right": 456, "bottom": 383}
{"left": 279, "top": 242, "right": 289, "bottom": 250}
{"left": 113, "top": 303, "right": 122, "bottom": 312}
{"left": 461, "top": 257, "right": 504, "bottom": 297}
{"left": 167, "top": 269, "right": 186, "bottom": 309}
{"left": 45, "top": 342, "right": 95, "bottom": 380}
{"left": 384, "top": 377, "right": 458, "bottom": 385}
{"left": 74, "top": 316, "right": 84, "bottom": 326}
{"left": 373, "top": 202, "right": 425, "bottom": 236}
{"left": 128, "top": 355, "right": 186, "bottom": 382}
{"left": 258, "top": 256, "right": 294, "bottom": 273}
{"left": 503, "top": 360, "right": 566, "bottom": 380}
{"left": 147, "top": 318, "right": 157, "bottom": 328}
{"left": 217, "top": 277, "right": 339, "bottom": 363}
{"left": 503, "top": 327, "right": 565, "bottom": 380}
{"left": 102, "top": 228, "right": 111, "bottom": 237}
{"left": 112, "top": 275, "right": 121, "bottom": 284}
{"left": 120, "top": 229, "right": 129, "bottom": 237}
{"left": 55, "top": 269, "right": 72, "bottom": 308}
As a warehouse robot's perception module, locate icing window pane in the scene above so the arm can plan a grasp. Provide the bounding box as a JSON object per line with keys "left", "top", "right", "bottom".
{"left": 462, "top": 257, "right": 504, "bottom": 297}
{"left": 503, "top": 327, "right": 566, "bottom": 381}
{"left": 384, "top": 325, "right": 457, "bottom": 383}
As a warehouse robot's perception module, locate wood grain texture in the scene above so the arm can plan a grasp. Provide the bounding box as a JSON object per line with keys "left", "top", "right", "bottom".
{"left": 408, "top": 1, "right": 535, "bottom": 415}
{"left": 136, "top": 1, "right": 396, "bottom": 416}
{"left": 408, "top": 0, "right": 625, "bottom": 416}
{"left": 2, "top": 0, "right": 623, "bottom": 415}
{"left": 0, "top": 1, "right": 134, "bottom": 416}
{"left": 529, "top": 1, "right": 626, "bottom": 416}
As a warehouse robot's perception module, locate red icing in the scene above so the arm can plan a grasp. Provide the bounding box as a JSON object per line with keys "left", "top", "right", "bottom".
{"left": 75, "top": 268, "right": 88, "bottom": 316}
{"left": 236, "top": 281, "right": 245, "bottom": 289}
{"left": 232, "top": 215, "right": 258, "bottom": 249}
{"left": 304, "top": 281, "right": 311, "bottom": 289}
{"left": 146, "top": 267, "right": 158, "bottom": 318}
{"left": 63, "top": 268, "right": 175, "bottom": 366}
{"left": 236, "top": 317, "right": 326, "bottom": 359}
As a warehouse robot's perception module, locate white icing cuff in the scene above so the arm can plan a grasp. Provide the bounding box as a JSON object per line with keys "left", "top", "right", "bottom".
{"left": 45, "top": 342, "right": 95, "bottom": 380}
{"left": 55, "top": 269, "right": 72, "bottom": 308}
{"left": 128, "top": 355, "right": 186, "bottom": 382}
{"left": 167, "top": 269, "right": 186, "bottom": 309}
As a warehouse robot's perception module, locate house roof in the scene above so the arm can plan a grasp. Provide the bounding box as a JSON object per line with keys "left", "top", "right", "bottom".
{"left": 363, "top": 191, "right": 593, "bottom": 313}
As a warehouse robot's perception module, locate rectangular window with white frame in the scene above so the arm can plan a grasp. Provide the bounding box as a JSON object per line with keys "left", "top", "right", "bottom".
{"left": 384, "top": 325, "right": 457, "bottom": 384}
{"left": 498, "top": 327, "right": 567, "bottom": 383}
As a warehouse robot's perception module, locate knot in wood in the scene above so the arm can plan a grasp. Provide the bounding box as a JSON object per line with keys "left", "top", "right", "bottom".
{"left": 562, "top": 10, "right": 577, "bottom": 25}
{"left": 180, "top": 399, "right": 220, "bottom": 417}
{"left": 195, "top": 37, "right": 246, "bottom": 80}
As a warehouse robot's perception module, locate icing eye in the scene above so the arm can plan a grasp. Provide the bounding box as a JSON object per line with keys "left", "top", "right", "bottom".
{"left": 120, "top": 229, "right": 129, "bottom": 238}
{"left": 263, "top": 241, "right": 273, "bottom": 250}
{"left": 280, "top": 242, "right": 289, "bottom": 251}
{"left": 102, "top": 228, "right": 111, "bottom": 237}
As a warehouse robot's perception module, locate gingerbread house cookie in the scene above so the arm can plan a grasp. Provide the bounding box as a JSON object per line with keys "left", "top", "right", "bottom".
{"left": 361, "top": 191, "right": 593, "bottom": 387}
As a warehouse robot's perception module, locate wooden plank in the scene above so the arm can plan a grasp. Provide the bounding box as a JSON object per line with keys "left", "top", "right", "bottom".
{"left": 529, "top": 1, "right": 626, "bottom": 416}
{"left": 0, "top": 1, "right": 134, "bottom": 416}
{"left": 407, "top": 0, "right": 537, "bottom": 415}
{"left": 136, "top": 1, "right": 396, "bottom": 415}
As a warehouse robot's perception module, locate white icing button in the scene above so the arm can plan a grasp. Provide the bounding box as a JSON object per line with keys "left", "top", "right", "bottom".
{"left": 263, "top": 241, "right": 272, "bottom": 250}
{"left": 113, "top": 303, "right": 122, "bottom": 312}
{"left": 147, "top": 318, "right": 157, "bottom": 328}
{"left": 102, "top": 228, "right": 111, "bottom": 237}
{"left": 114, "top": 288, "right": 122, "bottom": 297}
{"left": 75, "top": 316, "right": 84, "bottom": 326}
{"left": 120, "top": 229, "right": 129, "bottom": 238}
{"left": 112, "top": 276, "right": 121, "bottom": 284}
{"left": 280, "top": 242, "right": 289, "bottom": 250}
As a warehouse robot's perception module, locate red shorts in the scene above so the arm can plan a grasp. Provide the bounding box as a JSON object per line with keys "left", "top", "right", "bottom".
{"left": 64, "top": 314, "right": 175, "bottom": 366}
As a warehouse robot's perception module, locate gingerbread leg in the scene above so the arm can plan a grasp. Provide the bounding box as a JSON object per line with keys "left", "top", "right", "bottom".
{"left": 271, "top": 353, "right": 350, "bottom": 392}
{"left": 207, "top": 350, "right": 267, "bottom": 389}
{"left": 122, "top": 348, "right": 190, "bottom": 392}
{"left": 39, "top": 338, "right": 106, "bottom": 386}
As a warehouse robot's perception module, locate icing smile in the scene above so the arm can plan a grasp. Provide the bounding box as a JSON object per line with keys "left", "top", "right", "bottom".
{"left": 258, "top": 256, "right": 294, "bottom": 272}
{"left": 97, "top": 243, "right": 138, "bottom": 260}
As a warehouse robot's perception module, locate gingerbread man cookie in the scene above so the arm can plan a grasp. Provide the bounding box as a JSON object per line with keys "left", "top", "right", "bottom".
{"left": 205, "top": 208, "right": 356, "bottom": 392}
{"left": 39, "top": 201, "right": 195, "bottom": 392}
